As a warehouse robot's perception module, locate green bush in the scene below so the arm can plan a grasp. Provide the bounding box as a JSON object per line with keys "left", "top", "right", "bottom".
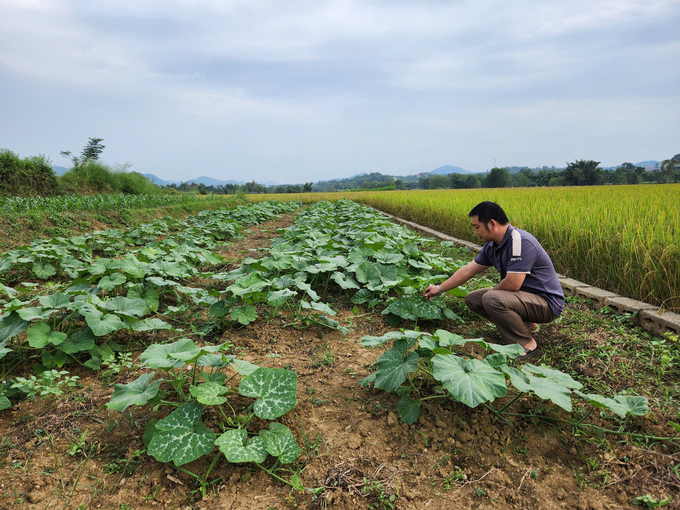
{"left": 0, "top": 149, "right": 59, "bottom": 197}
{"left": 58, "top": 161, "right": 160, "bottom": 195}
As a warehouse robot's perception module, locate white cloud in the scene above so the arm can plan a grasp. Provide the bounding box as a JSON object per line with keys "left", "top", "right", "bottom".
{"left": 0, "top": 0, "right": 678, "bottom": 181}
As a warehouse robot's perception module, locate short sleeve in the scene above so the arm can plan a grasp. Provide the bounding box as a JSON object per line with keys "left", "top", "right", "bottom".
{"left": 474, "top": 244, "right": 493, "bottom": 267}
{"left": 507, "top": 240, "right": 537, "bottom": 274}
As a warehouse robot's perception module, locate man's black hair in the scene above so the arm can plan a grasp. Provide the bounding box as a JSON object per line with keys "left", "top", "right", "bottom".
{"left": 468, "top": 201, "right": 509, "bottom": 226}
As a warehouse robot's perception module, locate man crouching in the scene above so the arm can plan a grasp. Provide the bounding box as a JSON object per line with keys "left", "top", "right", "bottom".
{"left": 424, "top": 201, "right": 564, "bottom": 359}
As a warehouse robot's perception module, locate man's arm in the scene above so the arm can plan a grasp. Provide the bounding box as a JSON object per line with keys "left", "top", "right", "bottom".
{"left": 424, "top": 261, "right": 488, "bottom": 299}
{"left": 494, "top": 272, "right": 527, "bottom": 291}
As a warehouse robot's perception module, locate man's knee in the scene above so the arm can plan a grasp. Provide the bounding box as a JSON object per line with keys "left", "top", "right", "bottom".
{"left": 481, "top": 290, "right": 506, "bottom": 311}
{"left": 465, "top": 290, "right": 485, "bottom": 312}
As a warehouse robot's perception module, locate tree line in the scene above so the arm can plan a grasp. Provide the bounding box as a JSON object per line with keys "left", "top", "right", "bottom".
{"left": 312, "top": 157, "right": 680, "bottom": 193}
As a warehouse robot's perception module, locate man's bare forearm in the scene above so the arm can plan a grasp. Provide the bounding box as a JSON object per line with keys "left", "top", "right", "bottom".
{"left": 424, "top": 261, "right": 487, "bottom": 298}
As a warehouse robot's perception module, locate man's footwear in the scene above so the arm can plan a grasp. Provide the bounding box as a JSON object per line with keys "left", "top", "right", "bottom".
{"left": 524, "top": 322, "right": 540, "bottom": 333}
{"left": 518, "top": 346, "right": 542, "bottom": 360}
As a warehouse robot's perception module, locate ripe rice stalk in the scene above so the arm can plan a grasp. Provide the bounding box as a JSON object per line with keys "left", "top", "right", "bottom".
{"left": 250, "top": 184, "right": 680, "bottom": 311}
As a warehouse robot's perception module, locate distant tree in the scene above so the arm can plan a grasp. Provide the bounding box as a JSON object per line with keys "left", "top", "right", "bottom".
{"left": 245, "top": 180, "right": 267, "bottom": 193}
{"left": 548, "top": 176, "right": 566, "bottom": 187}
{"left": 394, "top": 178, "right": 404, "bottom": 190}
{"left": 60, "top": 137, "right": 105, "bottom": 168}
{"left": 564, "top": 160, "right": 604, "bottom": 186}
{"left": 464, "top": 174, "right": 481, "bottom": 189}
{"left": 659, "top": 157, "right": 680, "bottom": 184}
{"left": 534, "top": 168, "right": 558, "bottom": 187}
{"left": 303, "top": 182, "right": 313, "bottom": 192}
{"left": 81, "top": 137, "right": 105, "bottom": 162}
{"left": 512, "top": 168, "right": 535, "bottom": 188}
{"left": 484, "top": 167, "right": 511, "bottom": 188}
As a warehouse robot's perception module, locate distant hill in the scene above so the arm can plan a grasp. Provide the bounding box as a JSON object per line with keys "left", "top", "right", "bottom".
{"left": 430, "top": 165, "right": 472, "bottom": 175}
{"left": 186, "top": 176, "right": 244, "bottom": 186}
{"left": 144, "top": 174, "right": 178, "bottom": 185}
{"left": 143, "top": 174, "right": 279, "bottom": 187}
{"left": 53, "top": 166, "right": 70, "bottom": 176}
{"left": 599, "top": 161, "right": 659, "bottom": 170}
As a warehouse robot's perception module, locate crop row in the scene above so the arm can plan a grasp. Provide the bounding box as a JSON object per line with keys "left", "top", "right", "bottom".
{"left": 0, "top": 199, "right": 301, "bottom": 401}
{"left": 248, "top": 185, "right": 680, "bottom": 312}
{"left": 0, "top": 193, "right": 215, "bottom": 213}
{"left": 209, "top": 199, "right": 464, "bottom": 330}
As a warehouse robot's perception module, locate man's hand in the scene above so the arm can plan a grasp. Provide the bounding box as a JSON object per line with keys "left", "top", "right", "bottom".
{"left": 424, "top": 285, "right": 440, "bottom": 300}
{"left": 423, "top": 261, "right": 488, "bottom": 301}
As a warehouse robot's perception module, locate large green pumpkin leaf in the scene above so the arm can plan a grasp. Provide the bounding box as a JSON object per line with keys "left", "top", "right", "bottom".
{"left": 376, "top": 263, "right": 399, "bottom": 286}
{"left": 259, "top": 423, "right": 301, "bottom": 464}
{"left": 231, "top": 306, "right": 258, "bottom": 325}
{"left": 294, "top": 281, "right": 319, "bottom": 301}
{"left": 231, "top": 358, "right": 260, "bottom": 376}
{"left": 382, "top": 296, "right": 444, "bottom": 321}
{"left": 523, "top": 364, "right": 583, "bottom": 390}
{"left": 103, "top": 296, "right": 147, "bottom": 317}
{"left": 361, "top": 331, "right": 409, "bottom": 347}
{"left": 614, "top": 395, "right": 649, "bottom": 416}
{"left": 189, "top": 382, "right": 229, "bottom": 405}
{"left": 127, "top": 317, "right": 173, "bottom": 332}
{"left": 374, "top": 338, "right": 419, "bottom": 392}
{"left": 27, "top": 323, "right": 67, "bottom": 348}
{"left": 17, "top": 307, "right": 55, "bottom": 321}
{"left": 0, "top": 339, "right": 12, "bottom": 360}
{"left": 348, "top": 246, "right": 375, "bottom": 264}
{"left": 97, "top": 273, "right": 127, "bottom": 291}
{"left": 351, "top": 289, "right": 374, "bottom": 305}
{"left": 239, "top": 368, "right": 297, "bottom": 419}
{"left": 0, "top": 396, "right": 11, "bottom": 411}
{"left": 397, "top": 396, "right": 422, "bottom": 425}
{"left": 227, "top": 273, "right": 269, "bottom": 297}
{"left": 33, "top": 262, "right": 56, "bottom": 279}
{"left": 374, "top": 252, "right": 403, "bottom": 264}
{"left": 87, "top": 259, "right": 110, "bottom": 276}
{"left": 432, "top": 354, "right": 507, "bottom": 408}
{"left": 58, "top": 328, "right": 96, "bottom": 354}
{"left": 83, "top": 312, "right": 125, "bottom": 336}
{"left": 330, "top": 272, "right": 360, "bottom": 290}
{"left": 108, "top": 373, "right": 160, "bottom": 412}
{"left": 0, "top": 312, "right": 29, "bottom": 343}
{"left": 266, "top": 289, "right": 297, "bottom": 307}
{"left": 148, "top": 402, "right": 216, "bottom": 466}
{"left": 300, "top": 300, "right": 336, "bottom": 316}
{"left": 116, "top": 256, "right": 148, "bottom": 279}
{"left": 38, "top": 292, "right": 70, "bottom": 309}
{"left": 355, "top": 261, "right": 381, "bottom": 286}
{"left": 503, "top": 366, "right": 573, "bottom": 411}
{"left": 432, "top": 330, "right": 467, "bottom": 347}
{"left": 575, "top": 391, "right": 649, "bottom": 418}
{"left": 215, "top": 428, "right": 268, "bottom": 464}
{"left": 140, "top": 338, "right": 195, "bottom": 369}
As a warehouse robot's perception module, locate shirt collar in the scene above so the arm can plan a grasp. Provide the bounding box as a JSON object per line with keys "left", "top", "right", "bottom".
{"left": 494, "top": 224, "right": 515, "bottom": 248}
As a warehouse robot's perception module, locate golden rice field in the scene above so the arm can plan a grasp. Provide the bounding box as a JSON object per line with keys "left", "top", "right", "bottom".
{"left": 249, "top": 184, "right": 680, "bottom": 312}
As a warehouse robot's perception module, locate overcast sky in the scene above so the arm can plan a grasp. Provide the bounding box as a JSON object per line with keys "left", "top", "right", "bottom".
{"left": 1, "top": 0, "right": 678, "bottom": 184}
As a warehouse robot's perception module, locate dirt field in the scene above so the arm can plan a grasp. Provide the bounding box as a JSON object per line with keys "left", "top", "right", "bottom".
{"left": 1, "top": 213, "right": 678, "bottom": 510}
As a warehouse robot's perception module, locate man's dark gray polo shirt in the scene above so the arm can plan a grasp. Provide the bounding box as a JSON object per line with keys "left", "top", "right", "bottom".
{"left": 473, "top": 225, "right": 565, "bottom": 318}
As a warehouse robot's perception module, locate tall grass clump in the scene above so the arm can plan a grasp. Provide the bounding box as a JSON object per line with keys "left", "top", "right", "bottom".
{"left": 59, "top": 161, "right": 160, "bottom": 195}
{"left": 0, "top": 149, "right": 59, "bottom": 197}
{"left": 248, "top": 186, "right": 680, "bottom": 311}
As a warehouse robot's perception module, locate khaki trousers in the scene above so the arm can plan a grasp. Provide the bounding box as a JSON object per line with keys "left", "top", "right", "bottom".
{"left": 464, "top": 288, "right": 556, "bottom": 347}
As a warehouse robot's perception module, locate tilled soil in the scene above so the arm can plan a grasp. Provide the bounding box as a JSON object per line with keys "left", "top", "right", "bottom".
{"left": 0, "top": 215, "right": 677, "bottom": 510}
